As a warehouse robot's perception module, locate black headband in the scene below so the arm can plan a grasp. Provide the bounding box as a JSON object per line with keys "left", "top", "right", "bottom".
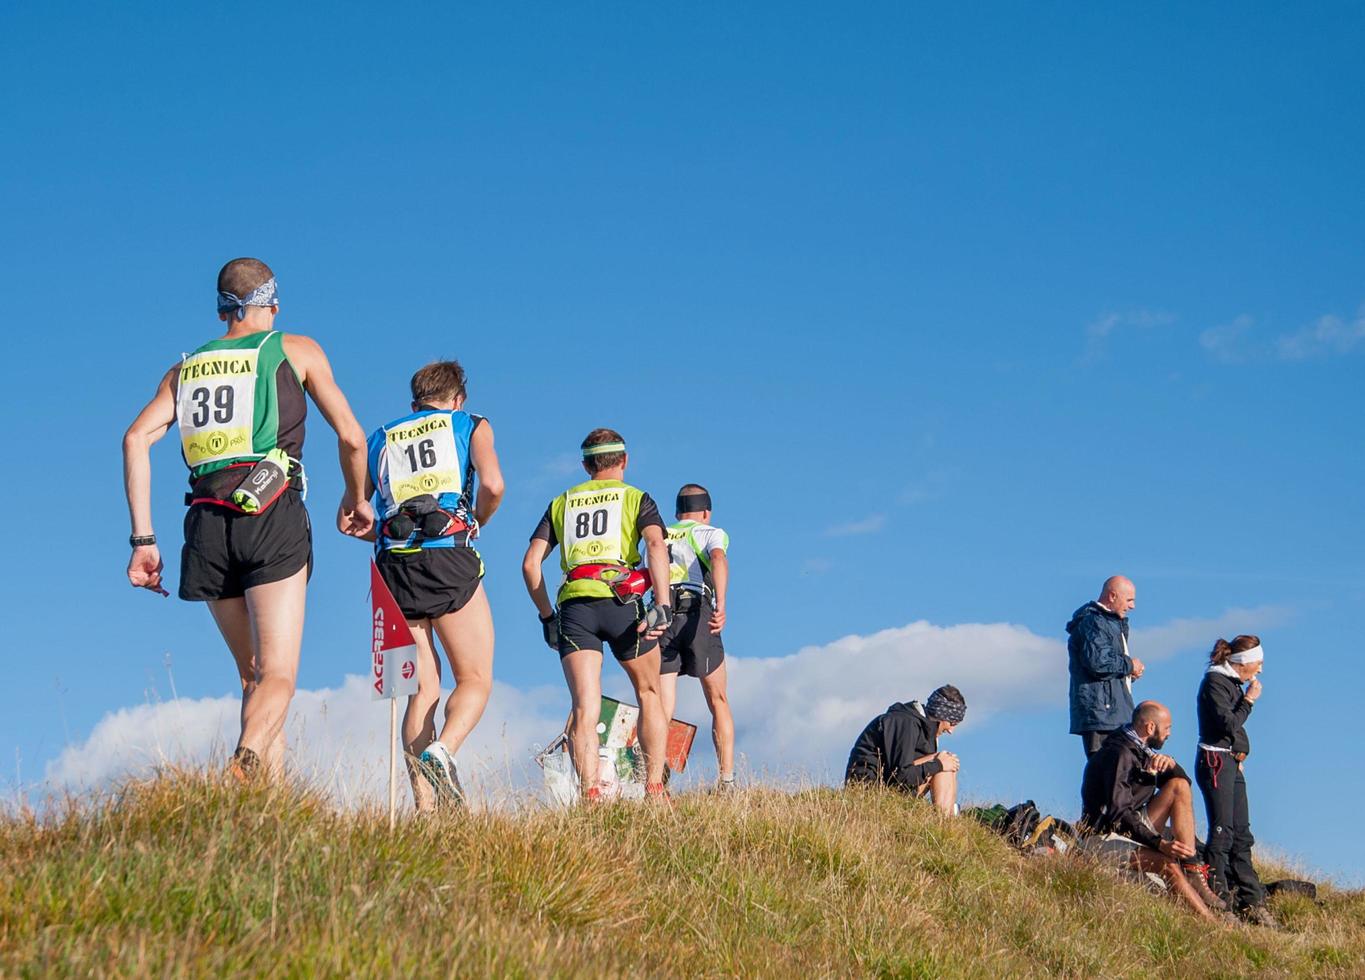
{"left": 677, "top": 491, "right": 712, "bottom": 513}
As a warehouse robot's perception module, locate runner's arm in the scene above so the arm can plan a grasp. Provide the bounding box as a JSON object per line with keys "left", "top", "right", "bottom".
{"left": 469, "top": 419, "right": 504, "bottom": 526}
{"left": 121, "top": 366, "right": 178, "bottom": 594}
{"left": 282, "top": 334, "right": 374, "bottom": 536}
{"left": 708, "top": 547, "right": 728, "bottom": 633}
{"left": 522, "top": 538, "right": 555, "bottom": 618}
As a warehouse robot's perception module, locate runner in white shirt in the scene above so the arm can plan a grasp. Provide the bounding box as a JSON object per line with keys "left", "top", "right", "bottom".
{"left": 658, "top": 484, "right": 736, "bottom": 791}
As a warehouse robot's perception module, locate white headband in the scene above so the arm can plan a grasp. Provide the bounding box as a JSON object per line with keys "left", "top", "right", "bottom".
{"left": 1228, "top": 644, "right": 1264, "bottom": 664}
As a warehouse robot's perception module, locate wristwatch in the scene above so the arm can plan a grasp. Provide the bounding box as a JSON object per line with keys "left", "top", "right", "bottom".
{"left": 130, "top": 534, "right": 157, "bottom": 548}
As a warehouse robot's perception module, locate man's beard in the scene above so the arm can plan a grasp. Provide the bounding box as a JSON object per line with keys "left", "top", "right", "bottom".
{"left": 1146, "top": 734, "right": 1167, "bottom": 750}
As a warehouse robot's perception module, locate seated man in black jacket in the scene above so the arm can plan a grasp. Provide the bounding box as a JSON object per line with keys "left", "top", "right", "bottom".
{"left": 844, "top": 685, "right": 965, "bottom": 815}
{"left": 1080, "top": 701, "right": 1223, "bottom": 922}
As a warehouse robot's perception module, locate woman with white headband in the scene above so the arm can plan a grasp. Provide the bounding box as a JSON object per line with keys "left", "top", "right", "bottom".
{"left": 1195, "top": 634, "right": 1276, "bottom": 927}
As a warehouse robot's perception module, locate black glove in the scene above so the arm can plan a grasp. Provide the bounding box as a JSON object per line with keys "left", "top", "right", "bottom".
{"left": 540, "top": 610, "right": 559, "bottom": 649}
{"left": 643, "top": 602, "right": 673, "bottom": 632}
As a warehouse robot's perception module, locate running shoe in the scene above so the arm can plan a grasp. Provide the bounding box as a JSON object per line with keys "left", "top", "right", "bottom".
{"left": 418, "top": 742, "right": 466, "bottom": 808}
{"left": 225, "top": 746, "right": 261, "bottom": 785}
{"left": 645, "top": 781, "right": 673, "bottom": 807}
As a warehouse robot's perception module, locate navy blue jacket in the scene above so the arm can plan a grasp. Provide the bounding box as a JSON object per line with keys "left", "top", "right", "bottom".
{"left": 1066, "top": 601, "right": 1135, "bottom": 734}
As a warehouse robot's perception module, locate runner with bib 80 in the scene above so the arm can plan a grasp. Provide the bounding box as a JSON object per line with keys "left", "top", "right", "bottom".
{"left": 522, "top": 428, "right": 674, "bottom": 803}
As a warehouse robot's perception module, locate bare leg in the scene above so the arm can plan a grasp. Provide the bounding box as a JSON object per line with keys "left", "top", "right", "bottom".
{"left": 699, "top": 663, "right": 735, "bottom": 777}
{"left": 403, "top": 619, "right": 441, "bottom": 811}
{"left": 561, "top": 648, "right": 604, "bottom": 791}
{"left": 208, "top": 596, "right": 258, "bottom": 752}
{"left": 927, "top": 768, "right": 958, "bottom": 815}
{"left": 620, "top": 649, "right": 667, "bottom": 787}
{"left": 429, "top": 584, "right": 494, "bottom": 756}
{"left": 659, "top": 671, "right": 678, "bottom": 721}
{"left": 238, "top": 566, "right": 308, "bottom": 774}
{"left": 1147, "top": 777, "right": 1197, "bottom": 851}
{"left": 1132, "top": 847, "right": 1221, "bottom": 923}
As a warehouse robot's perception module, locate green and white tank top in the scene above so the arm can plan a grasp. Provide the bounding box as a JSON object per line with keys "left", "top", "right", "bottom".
{"left": 174, "top": 331, "right": 306, "bottom": 480}
{"left": 666, "top": 519, "right": 729, "bottom": 592}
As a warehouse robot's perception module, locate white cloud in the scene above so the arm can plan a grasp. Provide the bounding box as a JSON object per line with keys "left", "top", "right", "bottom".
{"left": 823, "top": 513, "right": 886, "bottom": 536}
{"left": 44, "top": 606, "right": 1288, "bottom": 805}
{"left": 1083, "top": 309, "right": 1175, "bottom": 361}
{"left": 1276, "top": 306, "right": 1365, "bottom": 361}
{"left": 44, "top": 676, "right": 568, "bottom": 810}
{"left": 1199, "top": 314, "right": 1256, "bottom": 364}
{"left": 1199, "top": 304, "right": 1365, "bottom": 363}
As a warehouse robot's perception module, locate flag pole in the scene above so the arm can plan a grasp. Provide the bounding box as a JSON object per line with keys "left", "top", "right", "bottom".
{"left": 388, "top": 698, "right": 398, "bottom": 830}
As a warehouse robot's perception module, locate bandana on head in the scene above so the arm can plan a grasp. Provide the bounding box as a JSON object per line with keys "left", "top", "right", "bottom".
{"left": 582, "top": 441, "right": 626, "bottom": 458}
{"left": 217, "top": 277, "right": 279, "bottom": 320}
{"left": 925, "top": 687, "right": 966, "bottom": 725}
{"left": 1228, "top": 644, "right": 1264, "bottom": 665}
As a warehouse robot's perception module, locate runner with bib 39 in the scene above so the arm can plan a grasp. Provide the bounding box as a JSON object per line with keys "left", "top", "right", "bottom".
{"left": 362, "top": 360, "right": 504, "bottom": 812}
{"left": 522, "top": 428, "right": 674, "bottom": 802}
{"left": 121, "top": 257, "right": 374, "bottom": 782}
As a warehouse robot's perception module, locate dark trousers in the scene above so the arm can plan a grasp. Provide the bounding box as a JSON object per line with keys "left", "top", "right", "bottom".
{"left": 1079, "top": 730, "right": 1117, "bottom": 759}
{"left": 1195, "top": 750, "right": 1265, "bottom": 909}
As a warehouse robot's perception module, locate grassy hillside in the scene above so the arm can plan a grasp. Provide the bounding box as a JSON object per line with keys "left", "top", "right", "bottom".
{"left": 2, "top": 774, "right": 1361, "bottom": 977}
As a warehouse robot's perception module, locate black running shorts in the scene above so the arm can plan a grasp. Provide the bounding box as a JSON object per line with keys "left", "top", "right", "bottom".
{"left": 376, "top": 546, "right": 484, "bottom": 621}
{"left": 179, "top": 490, "right": 313, "bottom": 601}
{"left": 660, "top": 593, "right": 725, "bottom": 678}
{"left": 557, "top": 596, "right": 659, "bottom": 662}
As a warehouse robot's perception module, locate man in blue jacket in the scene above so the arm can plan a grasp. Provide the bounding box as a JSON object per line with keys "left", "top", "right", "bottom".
{"left": 1067, "top": 575, "right": 1146, "bottom": 760}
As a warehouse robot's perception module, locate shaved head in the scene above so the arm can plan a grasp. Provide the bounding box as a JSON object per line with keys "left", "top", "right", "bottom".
{"left": 1133, "top": 700, "right": 1168, "bottom": 728}
{"left": 1099, "top": 575, "right": 1136, "bottom": 618}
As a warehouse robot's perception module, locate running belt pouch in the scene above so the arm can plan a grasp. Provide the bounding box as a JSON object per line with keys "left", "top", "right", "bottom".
{"left": 230, "top": 452, "right": 291, "bottom": 515}
{"left": 186, "top": 459, "right": 291, "bottom": 515}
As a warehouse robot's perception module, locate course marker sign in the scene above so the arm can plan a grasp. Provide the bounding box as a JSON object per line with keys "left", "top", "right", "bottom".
{"left": 370, "top": 560, "right": 419, "bottom": 700}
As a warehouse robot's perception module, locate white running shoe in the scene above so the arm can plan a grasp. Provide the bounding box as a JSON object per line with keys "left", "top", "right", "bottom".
{"left": 418, "top": 742, "right": 466, "bottom": 808}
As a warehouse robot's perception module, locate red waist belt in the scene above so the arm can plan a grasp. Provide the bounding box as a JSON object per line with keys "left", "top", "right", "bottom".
{"left": 567, "top": 563, "right": 652, "bottom": 600}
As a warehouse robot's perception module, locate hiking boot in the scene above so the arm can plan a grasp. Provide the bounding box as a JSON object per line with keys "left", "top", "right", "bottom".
{"left": 1183, "top": 863, "right": 1229, "bottom": 912}
{"left": 226, "top": 746, "right": 261, "bottom": 785}
{"left": 713, "top": 777, "right": 738, "bottom": 795}
{"left": 1239, "top": 904, "right": 1281, "bottom": 929}
{"left": 418, "top": 742, "right": 465, "bottom": 808}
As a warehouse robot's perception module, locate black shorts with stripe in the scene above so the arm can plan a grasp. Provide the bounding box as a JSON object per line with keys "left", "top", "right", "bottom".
{"left": 557, "top": 597, "right": 659, "bottom": 662}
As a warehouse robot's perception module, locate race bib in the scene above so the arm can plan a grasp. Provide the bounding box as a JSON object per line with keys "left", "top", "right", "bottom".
{"left": 563, "top": 487, "right": 625, "bottom": 566}
{"left": 178, "top": 348, "right": 258, "bottom": 467}
{"left": 383, "top": 414, "right": 462, "bottom": 505}
{"left": 666, "top": 525, "right": 694, "bottom": 584}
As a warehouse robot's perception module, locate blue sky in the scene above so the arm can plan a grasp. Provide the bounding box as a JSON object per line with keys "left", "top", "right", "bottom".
{"left": 2, "top": 4, "right": 1362, "bottom": 881}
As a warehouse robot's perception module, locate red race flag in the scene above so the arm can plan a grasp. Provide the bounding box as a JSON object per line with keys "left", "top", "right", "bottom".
{"left": 370, "top": 559, "right": 419, "bottom": 700}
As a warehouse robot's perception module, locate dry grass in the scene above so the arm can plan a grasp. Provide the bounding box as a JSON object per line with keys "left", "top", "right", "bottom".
{"left": 1, "top": 774, "right": 1361, "bottom": 977}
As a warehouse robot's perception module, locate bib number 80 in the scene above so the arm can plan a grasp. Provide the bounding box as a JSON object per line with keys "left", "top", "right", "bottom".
{"left": 574, "top": 508, "right": 609, "bottom": 537}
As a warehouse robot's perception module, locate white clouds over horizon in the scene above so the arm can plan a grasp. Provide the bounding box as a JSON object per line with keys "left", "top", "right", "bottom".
{"left": 40, "top": 605, "right": 1289, "bottom": 809}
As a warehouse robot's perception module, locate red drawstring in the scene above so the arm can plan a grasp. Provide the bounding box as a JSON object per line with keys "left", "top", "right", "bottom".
{"left": 1204, "top": 749, "right": 1223, "bottom": 789}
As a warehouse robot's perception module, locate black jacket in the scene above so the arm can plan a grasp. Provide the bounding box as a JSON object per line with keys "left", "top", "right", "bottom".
{"left": 1196, "top": 670, "right": 1253, "bottom": 756}
{"left": 1080, "top": 728, "right": 1165, "bottom": 850}
{"left": 844, "top": 701, "right": 942, "bottom": 791}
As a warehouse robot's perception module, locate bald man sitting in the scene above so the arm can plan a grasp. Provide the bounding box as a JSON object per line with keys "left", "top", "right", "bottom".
{"left": 1066, "top": 575, "right": 1146, "bottom": 759}
{"left": 1081, "top": 702, "right": 1227, "bottom": 921}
